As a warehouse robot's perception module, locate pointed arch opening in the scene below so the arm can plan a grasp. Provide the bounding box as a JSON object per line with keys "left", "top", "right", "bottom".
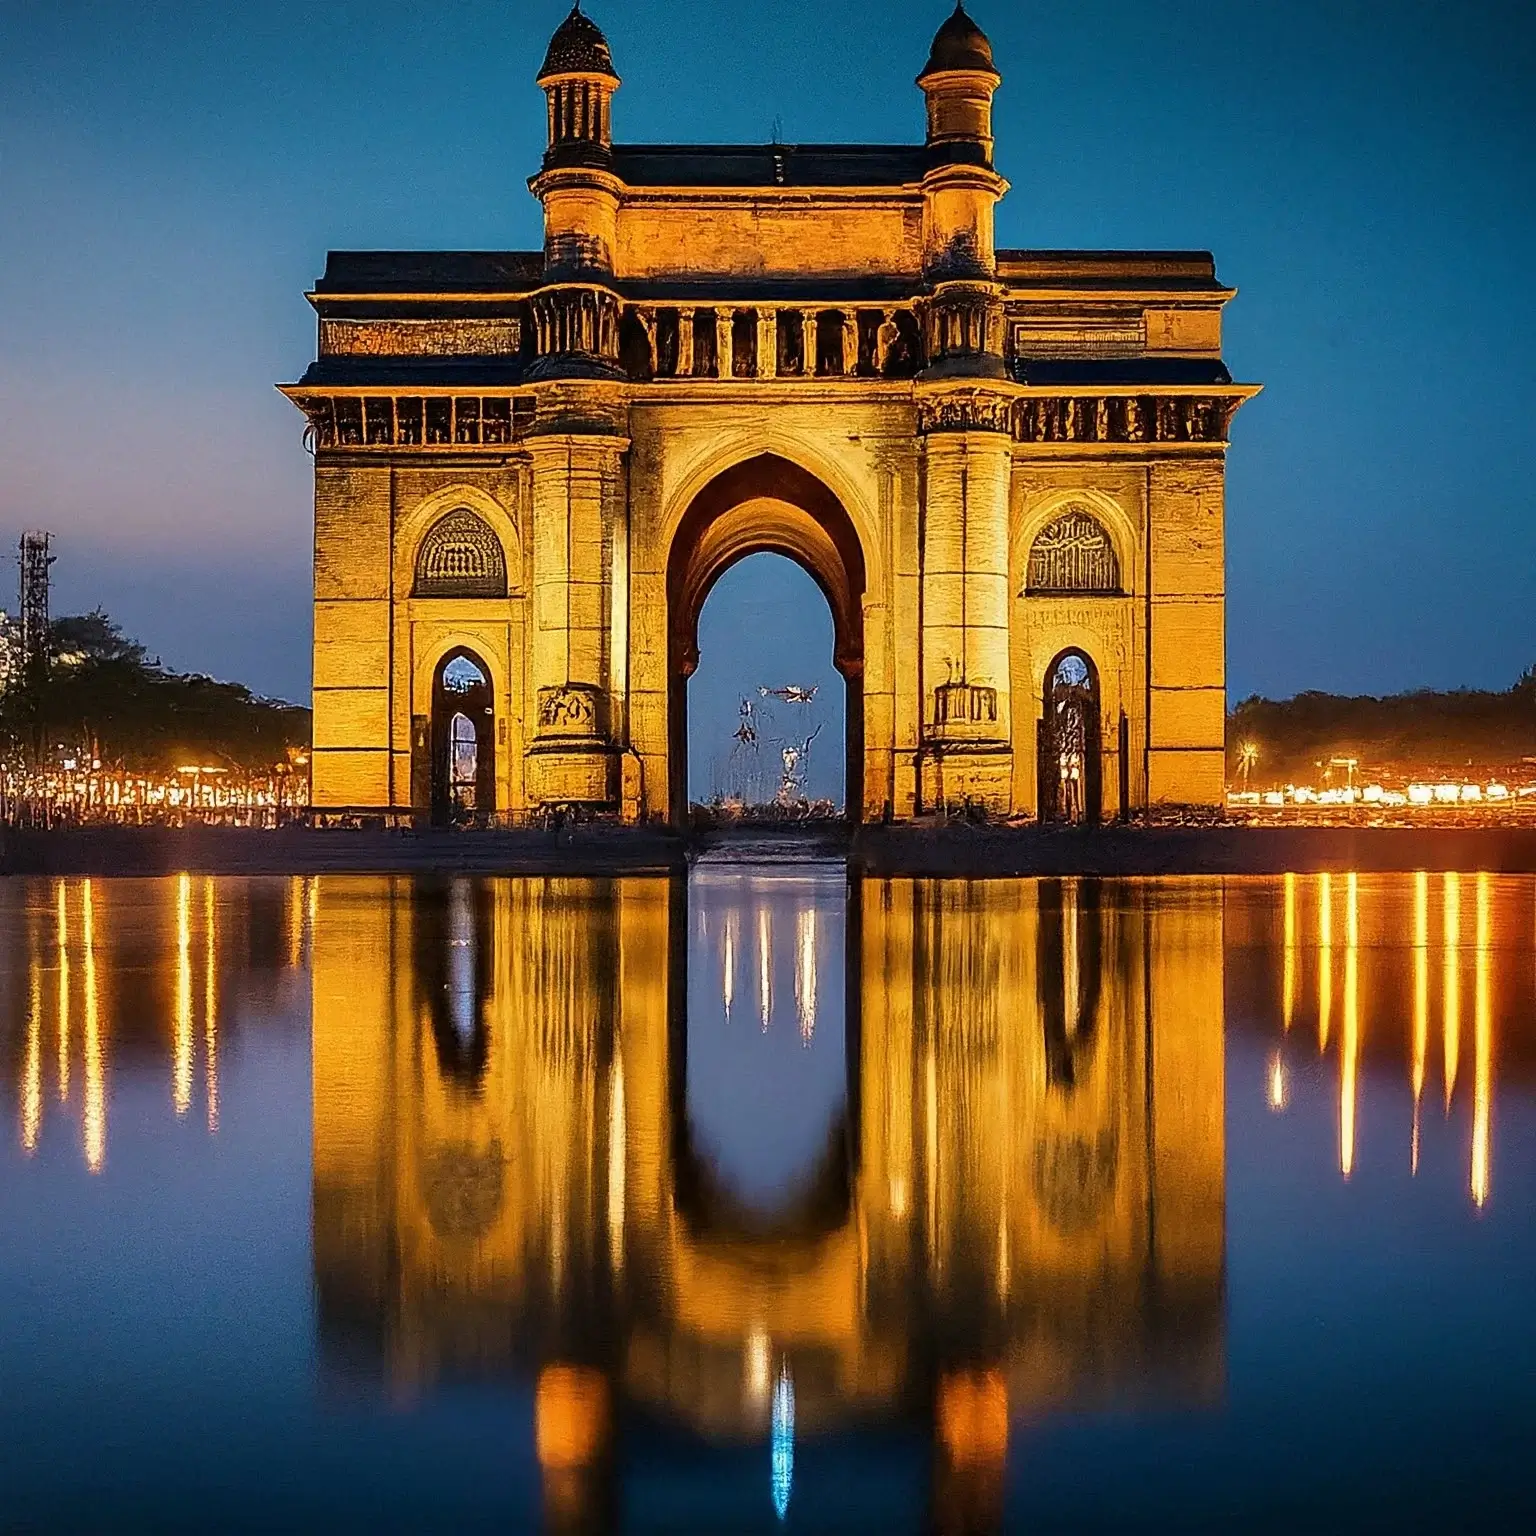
{"left": 666, "top": 454, "right": 868, "bottom": 827}
{"left": 423, "top": 648, "right": 496, "bottom": 824}
{"left": 1038, "top": 648, "right": 1102, "bottom": 825}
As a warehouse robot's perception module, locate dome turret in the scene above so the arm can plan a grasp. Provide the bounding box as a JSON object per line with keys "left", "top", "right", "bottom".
{"left": 538, "top": 3, "right": 618, "bottom": 84}
{"left": 919, "top": 3, "right": 998, "bottom": 83}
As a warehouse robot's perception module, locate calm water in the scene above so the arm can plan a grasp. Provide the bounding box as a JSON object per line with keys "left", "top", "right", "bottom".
{"left": 2, "top": 868, "right": 1534, "bottom": 1533}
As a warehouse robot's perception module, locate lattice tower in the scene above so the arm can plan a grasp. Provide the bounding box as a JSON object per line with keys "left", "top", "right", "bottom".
{"left": 19, "top": 531, "right": 54, "bottom": 670}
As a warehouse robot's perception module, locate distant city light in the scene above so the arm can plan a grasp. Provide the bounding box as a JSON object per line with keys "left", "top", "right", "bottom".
{"left": 1229, "top": 773, "right": 1535, "bottom": 818}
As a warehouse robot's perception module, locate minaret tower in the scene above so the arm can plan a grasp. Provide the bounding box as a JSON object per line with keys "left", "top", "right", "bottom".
{"left": 523, "top": 5, "right": 631, "bottom": 811}
{"left": 533, "top": 3, "right": 622, "bottom": 278}
{"left": 914, "top": 5, "right": 1015, "bottom": 813}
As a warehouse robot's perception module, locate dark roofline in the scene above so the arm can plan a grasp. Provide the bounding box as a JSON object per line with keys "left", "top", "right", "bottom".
{"left": 314, "top": 251, "right": 543, "bottom": 295}
{"left": 611, "top": 141, "right": 936, "bottom": 189}
{"left": 998, "top": 249, "right": 1219, "bottom": 280}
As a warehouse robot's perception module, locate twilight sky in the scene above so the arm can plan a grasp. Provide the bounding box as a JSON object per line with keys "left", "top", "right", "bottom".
{"left": 1, "top": 0, "right": 1533, "bottom": 718}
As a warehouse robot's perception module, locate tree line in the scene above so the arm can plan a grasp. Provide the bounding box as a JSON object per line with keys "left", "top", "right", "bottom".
{"left": 1229, "top": 668, "right": 1536, "bottom": 782}
{"left": 1, "top": 610, "right": 309, "bottom": 775}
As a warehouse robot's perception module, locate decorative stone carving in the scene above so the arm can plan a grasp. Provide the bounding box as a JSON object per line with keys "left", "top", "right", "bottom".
{"left": 757, "top": 311, "right": 777, "bottom": 378}
{"left": 876, "top": 310, "right": 901, "bottom": 375}
{"left": 537, "top": 683, "right": 604, "bottom": 737}
{"left": 932, "top": 679, "right": 999, "bottom": 729}
{"left": 1011, "top": 395, "right": 1240, "bottom": 444}
{"left": 919, "top": 281, "right": 1006, "bottom": 375}
{"left": 528, "top": 285, "right": 622, "bottom": 376}
{"left": 297, "top": 394, "right": 532, "bottom": 450}
{"left": 414, "top": 509, "right": 509, "bottom": 598}
{"left": 1025, "top": 509, "right": 1122, "bottom": 595}
{"left": 716, "top": 309, "right": 732, "bottom": 380}
{"left": 320, "top": 318, "right": 523, "bottom": 359}
{"left": 917, "top": 390, "right": 1013, "bottom": 434}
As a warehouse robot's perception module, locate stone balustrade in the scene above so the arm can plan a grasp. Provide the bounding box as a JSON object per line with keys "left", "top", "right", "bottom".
{"left": 624, "top": 302, "right": 923, "bottom": 381}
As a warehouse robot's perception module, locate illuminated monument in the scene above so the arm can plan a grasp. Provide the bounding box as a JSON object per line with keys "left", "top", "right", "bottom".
{"left": 285, "top": 4, "right": 1257, "bottom": 824}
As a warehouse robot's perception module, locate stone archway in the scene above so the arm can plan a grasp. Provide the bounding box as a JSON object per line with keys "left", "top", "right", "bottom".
{"left": 666, "top": 454, "right": 867, "bottom": 826}
{"left": 1038, "top": 648, "right": 1102, "bottom": 825}
{"left": 425, "top": 649, "right": 496, "bottom": 825}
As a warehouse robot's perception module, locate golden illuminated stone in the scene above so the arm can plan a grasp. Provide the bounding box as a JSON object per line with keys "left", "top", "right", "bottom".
{"left": 284, "top": 5, "right": 1257, "bottom": 823}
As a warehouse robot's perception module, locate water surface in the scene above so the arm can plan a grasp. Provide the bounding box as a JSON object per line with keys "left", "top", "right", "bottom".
{"left": 2, "top": 869, "right": 1533, "bottom": 1532}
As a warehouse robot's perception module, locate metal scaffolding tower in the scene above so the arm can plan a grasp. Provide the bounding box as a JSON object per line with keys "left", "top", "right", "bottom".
{"left": 19, "top": 531, "right": 53, "bottom": 671}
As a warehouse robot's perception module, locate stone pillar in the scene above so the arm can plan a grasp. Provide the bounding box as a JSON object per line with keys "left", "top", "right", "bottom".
{"left": 526, "top": 427, "right": 629, "bottom": 806}
{"left": 917, "top": 403, "right": 1013, "bottom": 814}
{"left": 757, "top": 309, "right": 777, "bottom": 378}
{"left": 801, "top": 311, "right": 818, "bottom": 377}
{"left": 716, "top": 310, "right": 733, "bottom": 380}
{"left": 637, "top": 307, "right": 656, "bottom": 376}
{"left": 678, "top": 309, "right": 695, "bottom": 377}
{"left": 843, "top": 312, "right": 860, "bottom": 376}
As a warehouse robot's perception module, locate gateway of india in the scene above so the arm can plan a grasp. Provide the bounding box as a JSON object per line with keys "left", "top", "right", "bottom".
{"left": 285, "top": 3, "right": 1257, "bottom": 826}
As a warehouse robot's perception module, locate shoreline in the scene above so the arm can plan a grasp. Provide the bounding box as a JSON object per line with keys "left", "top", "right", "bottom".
{"left": 7, "top": 821, "right": 1536, "bottom": 879}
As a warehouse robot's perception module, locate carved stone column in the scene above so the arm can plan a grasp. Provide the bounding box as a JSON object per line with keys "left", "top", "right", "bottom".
{"left": 526, "top": 417, "right": 629, "bottom": 806}
{"left": 637, "top": 307, "right": 657, "bottom": 376}
{"left": 918, "top": 281, "right": 1007, "bottom": 382}
{"left": 801, "top": 311, "right": 818, "bottom": 377}
{"left": 843, "top": 312, "right": 860, "bottom": 376}
{"left": 678, "top": 309, "right": 695, "bottom": 377}
{"left": 757, "top": 309, "right": 777, "bottom": 378}
{"left": 916, "top": 389, "right": 1014, "bottom": 814}
{"left": 716, "top": 310, "right": 733, "bottom": 380}
{"left": 526, "top": 283, "right": 625, "bottom": 381}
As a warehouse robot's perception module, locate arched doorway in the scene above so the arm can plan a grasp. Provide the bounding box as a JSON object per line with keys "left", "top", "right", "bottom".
{"left": 1038, "top": 649, "right": 1101, "bottom": 825}
{"left": 430, "top": 650, "right": 495, "bottom": 825}
{"left": 690, "top": 556, "right": 845, "bottom": 811}
{"left": 666, "top": 454, "right": 866, "bottom": 827}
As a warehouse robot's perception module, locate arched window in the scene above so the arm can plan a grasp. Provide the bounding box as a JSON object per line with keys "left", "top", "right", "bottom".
{"left": 1026, "top": 509, "right": 1121, "bottom": 595}
{"left": 413, "top": 509, "right": 508, "bottom": 598}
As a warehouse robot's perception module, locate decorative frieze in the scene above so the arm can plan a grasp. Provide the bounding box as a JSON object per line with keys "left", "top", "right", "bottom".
{"left": 319, "top": 317, "right": 524, "bottom": 358}
{"left": 1008, "top": 312, "right": 1145, "bottom": 359}
{"left": 298, "top": 394, "right": 535, "bottom": 450}
{"left": 1012, "top": 395, "right": 1240, "bottom": 445}
{"left": 917, "top": 390, "right": 1013, "bottom": 434}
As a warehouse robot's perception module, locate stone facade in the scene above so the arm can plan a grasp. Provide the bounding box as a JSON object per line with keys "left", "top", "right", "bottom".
{"left": 284, "top": 3, "right": 1257, "bottom": 823}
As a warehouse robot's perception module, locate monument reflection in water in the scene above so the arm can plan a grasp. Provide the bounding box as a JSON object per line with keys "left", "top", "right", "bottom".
{"left": 312, "top": 870, "right": 1224, "bottom": 1531}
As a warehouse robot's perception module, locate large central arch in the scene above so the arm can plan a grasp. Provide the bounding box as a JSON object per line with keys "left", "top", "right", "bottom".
{"left": 666, "top": 454, "right": 867, "bottom": 826}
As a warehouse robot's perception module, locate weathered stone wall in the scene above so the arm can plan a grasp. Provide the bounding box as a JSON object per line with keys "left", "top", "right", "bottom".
{"left": 616, "top": 194, "right": 925, "bottom": 281}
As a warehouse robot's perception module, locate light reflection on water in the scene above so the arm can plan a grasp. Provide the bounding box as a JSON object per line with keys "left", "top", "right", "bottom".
{"left": 2, "top": 870, "right": 1535, "bottom": 1532}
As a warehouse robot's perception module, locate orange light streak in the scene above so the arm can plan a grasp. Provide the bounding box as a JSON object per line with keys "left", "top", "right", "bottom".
{"left": 204, "top": 878, "right": 219, "bottom": 1134}
{"left": 1443, "top": 872, "right": 1460, "bottom": 1109}
{"left": 82, "top": 880, "right": 104, "bottom": 1173}
{"left": 1282, "top": 872, "right": 1296, "bottom": 1029}
{"left": 174, "top": 874, "right": 193, "bottom": 1116}
{"left": 1412, "top": 870, "right": 1428, "bottom": 1174}
{"left": 21, "top": 954, "right": 42, "bottom": 1155}
{"left": 1340, "top": 872, "right": 1359, "bottom": 1178}
{"left": 1318, "top": 872, "right": 1333, "bottom": 1050}
{"left": 1472, "top": 874, "right": 1491, "bottom": 1207}
{"left": 56, "top": 882, "right": 70, "bottom": 1103}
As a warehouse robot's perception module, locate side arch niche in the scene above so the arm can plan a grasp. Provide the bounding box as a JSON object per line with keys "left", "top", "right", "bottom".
{"left": 414, "top": 509, "right": 509, "bottom": 599}
{"left": 1025, "top": 508, "right": 1122, "bottom": 596}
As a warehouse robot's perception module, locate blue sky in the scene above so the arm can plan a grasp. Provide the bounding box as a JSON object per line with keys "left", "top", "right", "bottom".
{"left": 1, "top": 0, "right": 1532, "bottom": 714}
